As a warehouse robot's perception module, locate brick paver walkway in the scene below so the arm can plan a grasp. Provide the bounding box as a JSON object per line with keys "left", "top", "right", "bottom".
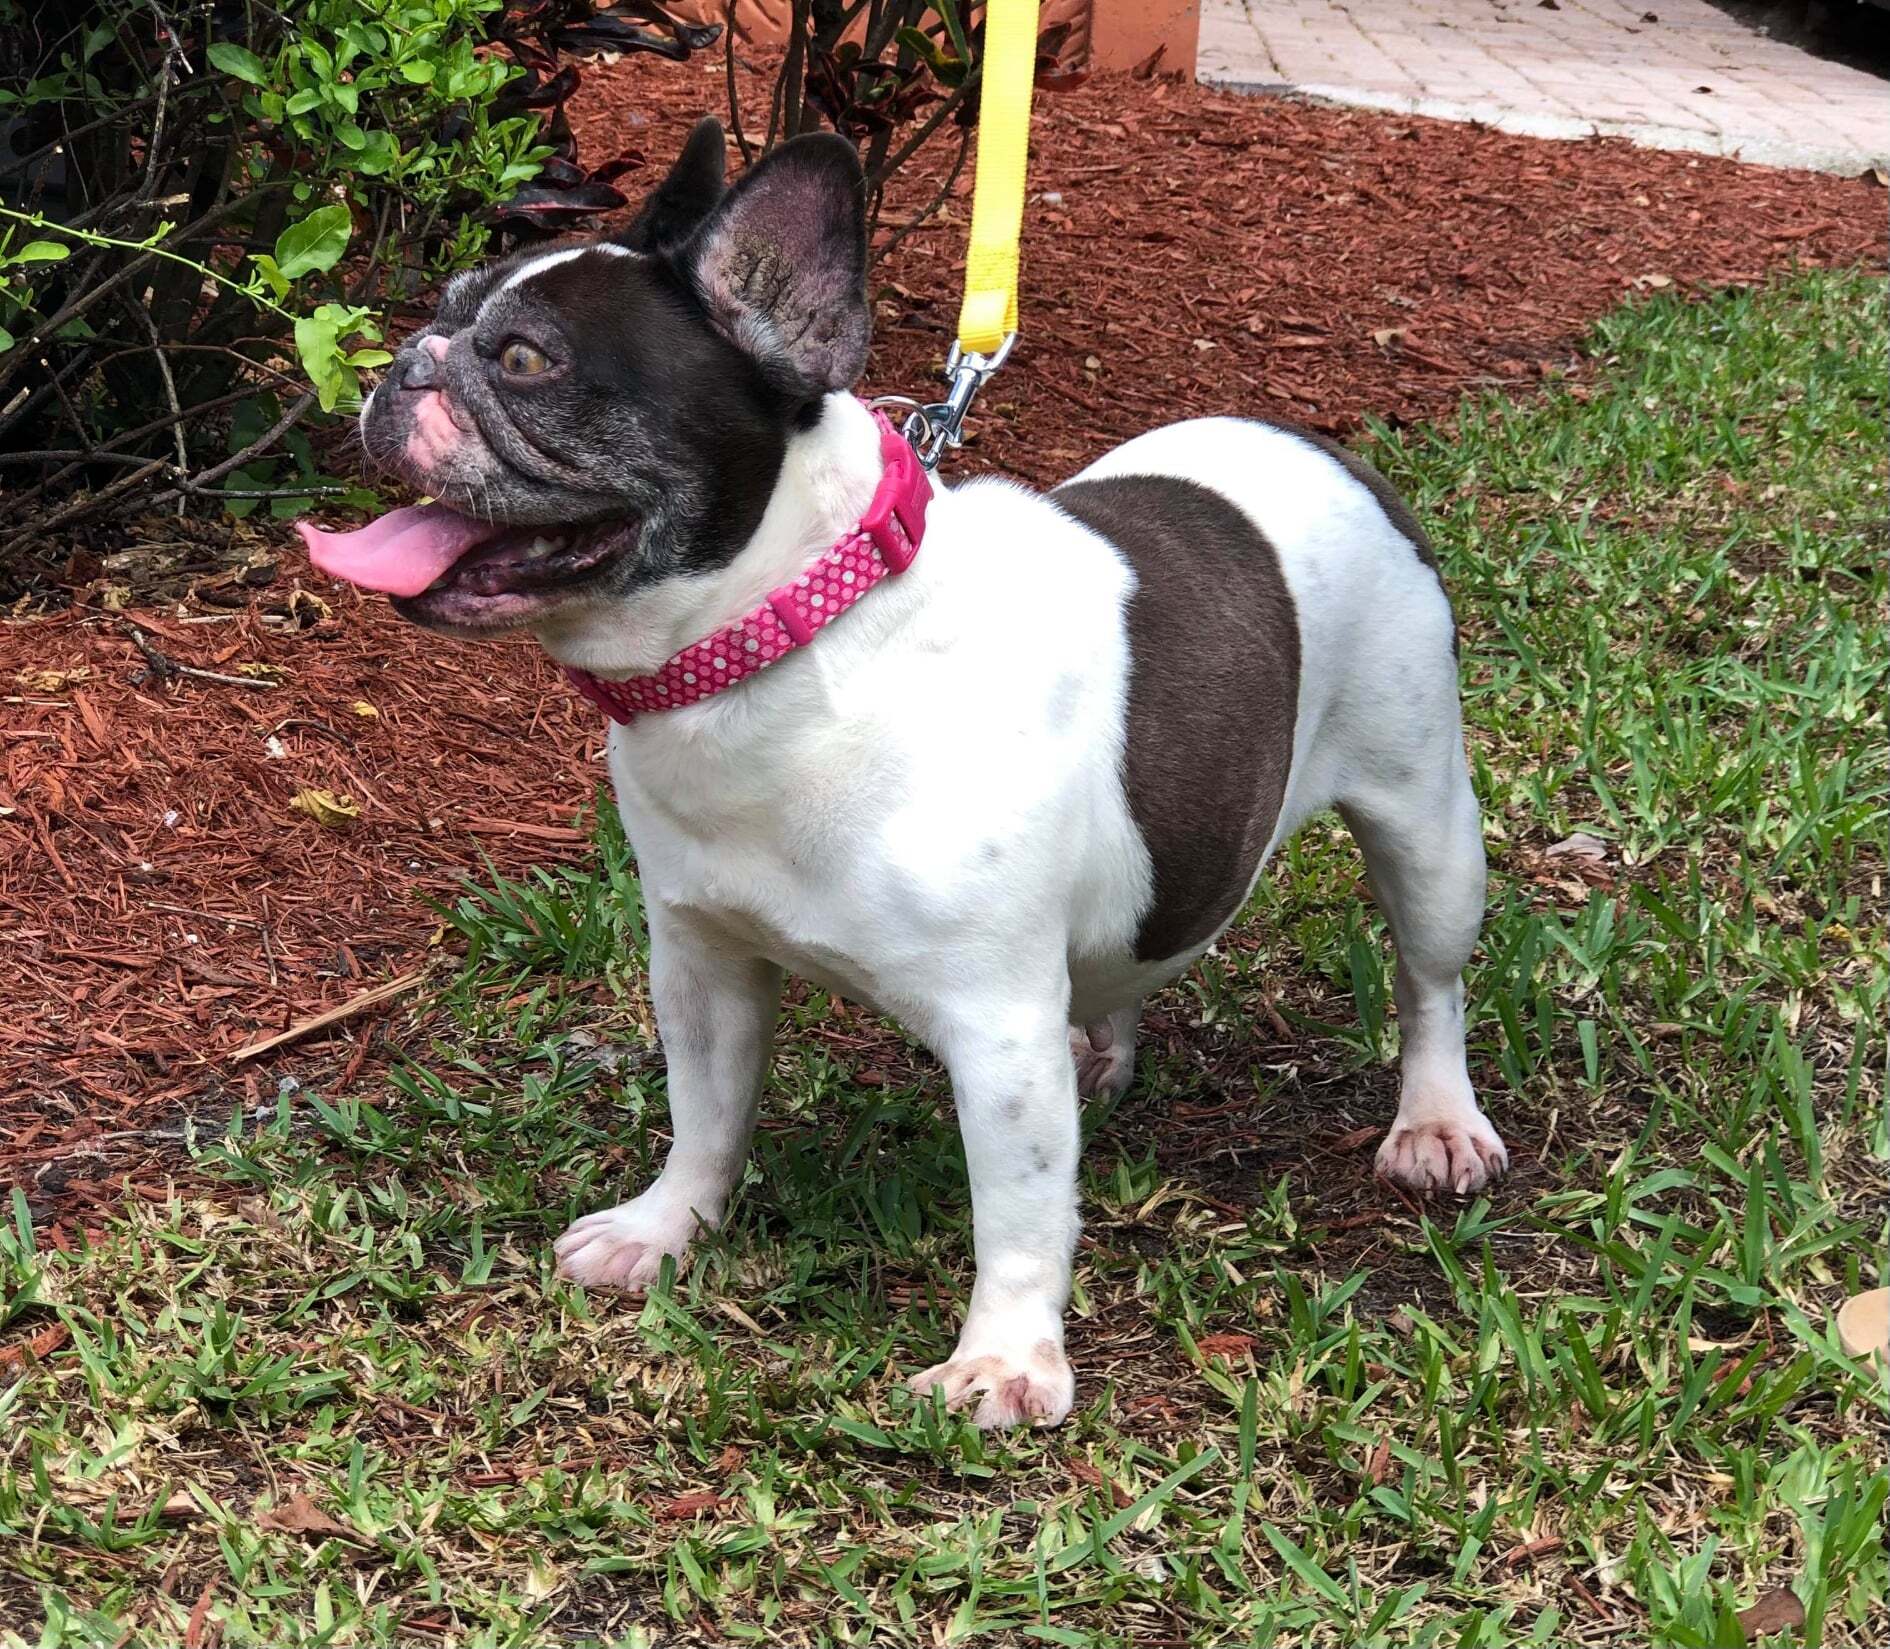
{"left": 1199, "top": 0, "right": 1888, "bottom": 175}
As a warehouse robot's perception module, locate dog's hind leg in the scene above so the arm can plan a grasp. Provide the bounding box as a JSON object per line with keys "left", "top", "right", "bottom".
{"left": 555, "top": 911, "right": 780, "bottom": 1290}
{"left": 1339, "top": 750, "right": 1505, "bottom": 1195}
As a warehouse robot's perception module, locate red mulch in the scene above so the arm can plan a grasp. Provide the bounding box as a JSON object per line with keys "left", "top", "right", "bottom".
{"left": 4, "top": 59, "right": 1882, "bottom": 1232}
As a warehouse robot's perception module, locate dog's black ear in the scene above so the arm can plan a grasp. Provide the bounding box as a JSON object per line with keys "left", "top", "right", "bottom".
{"left": 679, "top": 132, "right": 868, "bottom": 400}
{"left": 619, "top": 117, "right": 727, "bottom": 253}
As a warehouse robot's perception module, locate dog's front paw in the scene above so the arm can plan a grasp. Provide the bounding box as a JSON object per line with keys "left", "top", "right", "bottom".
{"left": 553, "top": 1194, "right": 706, "bottom": 1292}
{"left": 1376, "top": 1109, "right": 1508, "bottom": 1195}
{"left": 907, "top": 1337, "right": 1075, "bottom": 1429}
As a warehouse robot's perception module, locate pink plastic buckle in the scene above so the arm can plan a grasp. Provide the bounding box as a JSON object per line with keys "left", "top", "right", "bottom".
{"left": 861, "top": 420, "right": 928, "bottom": 574}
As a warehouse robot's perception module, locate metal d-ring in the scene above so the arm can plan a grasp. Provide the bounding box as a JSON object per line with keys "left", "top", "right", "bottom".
{"left": 867, "top": 395, "right": 938, "bottom": 460}
{"left": 871, "top": 332, "right": 1018, "bottom": 472}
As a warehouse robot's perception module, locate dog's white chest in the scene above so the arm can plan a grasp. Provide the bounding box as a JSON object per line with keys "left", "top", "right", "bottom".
{"left": 603, "top": 718, "right": 965, "bottom": 1012}
{"left": 599, "top": 480, "right": 1157, "bottom": 1019}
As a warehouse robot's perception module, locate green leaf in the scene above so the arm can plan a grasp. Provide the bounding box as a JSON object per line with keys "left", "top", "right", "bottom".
{"left": 932, "top": 0, "right": 972, "bottom": 65}
{"left": 219, "top": 462, "right": 273, "bottom": 518}
{"left": 285, "top": 87, "right": 322, "bottom": 116}
{"left": 294, "top": 313, "right": 343, "bottom": 408}
{"left": 1260, "top": 1523, "right": 1352, "bottom": 1609}
{"left": 399, "top": 59, "right": 436, "bottom": 84}
{"left": 273, "top": 204, "right": 352, "bottom": 282}
{"left": 896, "top": 27, "right": 964, "bottom": 86}
{"left": 207, "top": 42, "right": 270, "bottom": 86}
{"left": 824, "top": 1416, "right": 895, "bottom": 1449}
{"left": 352, "top": 131, "right": 400, "bottom": 177}
{"left": 12, "top": 239, "right": 70, "bottom": 264}
{"left": 0, "top": 324, "right": 14, "bottom": 353}
{"left": 1047, "top": 1450, "right": 1220, "bottom": 1573}
{"left": 248, "top": 252, "right": 290, "bottom": 302}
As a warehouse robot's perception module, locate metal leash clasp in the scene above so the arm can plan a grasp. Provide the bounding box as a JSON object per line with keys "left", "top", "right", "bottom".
{"left": 874, "top": 333, "right": 1016, "bottom": 472}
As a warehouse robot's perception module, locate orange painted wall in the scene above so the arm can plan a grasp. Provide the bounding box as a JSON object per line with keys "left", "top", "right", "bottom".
{"left": 664, "top": 0, "right": 1197, "bottom": 78}
{"left": 1087, "top": 0, "right": 1198, "bottom": 72}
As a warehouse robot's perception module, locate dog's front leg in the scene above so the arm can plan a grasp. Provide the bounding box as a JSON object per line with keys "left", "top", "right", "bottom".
{"left": 909, "top": 997, "right": 1081, "bottom": 1428}
{"left": 555, "top": 911, "right": 780, "bottom": 1291}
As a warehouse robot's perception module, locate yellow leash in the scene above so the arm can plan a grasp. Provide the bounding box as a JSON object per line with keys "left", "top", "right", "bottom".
{"left": 883, "top": 0, "right": 1039, "bottom": 468}
{"left": 956, "top": 0, "right": 1041, "bottom": 355}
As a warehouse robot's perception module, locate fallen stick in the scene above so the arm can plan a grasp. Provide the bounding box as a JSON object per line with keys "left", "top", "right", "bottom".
{"left": 119, "top": 621, "right": 277, "bottom": 691}
{"left": 230, "top": 970, "right": 424, "bottom": 1063}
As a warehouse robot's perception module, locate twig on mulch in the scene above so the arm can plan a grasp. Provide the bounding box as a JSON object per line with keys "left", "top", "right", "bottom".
{"left": 0, "top": 1322, "right": 71, "bottom": 1368}
{"left": 118, "top": 620, "right": 279, "bottom": 691}
{"left": 231, "top": 971, "right": 426, "bottom": 1064}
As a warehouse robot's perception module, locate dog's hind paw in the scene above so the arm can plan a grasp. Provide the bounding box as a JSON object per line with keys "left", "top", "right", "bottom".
{"left": 553, "top": 1195, "right": 705, "bottom": 1292}
{"left": 1069, "top": 1009, "right": 1136, "bottom": 1101}
{"left": 908, "top": 1338, "right": 1074, "bottom": 1429}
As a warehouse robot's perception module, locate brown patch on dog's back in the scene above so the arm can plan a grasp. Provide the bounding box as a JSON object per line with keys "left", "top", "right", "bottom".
{"left": 1052, "top": 475, "right": 1299, "bottom": 962}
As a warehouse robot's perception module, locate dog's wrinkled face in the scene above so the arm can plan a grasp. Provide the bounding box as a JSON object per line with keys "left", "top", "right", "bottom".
{"left": 299, "top": 119, "right": 870, "bottom": 635}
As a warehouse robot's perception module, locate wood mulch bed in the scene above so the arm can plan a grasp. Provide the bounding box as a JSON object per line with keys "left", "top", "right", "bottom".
{"left": 3, "top": 59, "right": 1881, "bottom": 1234}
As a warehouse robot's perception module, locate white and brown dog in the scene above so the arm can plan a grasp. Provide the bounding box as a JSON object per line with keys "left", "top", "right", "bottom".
{"left": 301, "top": 120, "right": 1504, "bottom": 1428}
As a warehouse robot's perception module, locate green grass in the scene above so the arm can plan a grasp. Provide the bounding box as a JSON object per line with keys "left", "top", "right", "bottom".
{"left": 3, "top": 269, "right": 1886, "bottom": 1647}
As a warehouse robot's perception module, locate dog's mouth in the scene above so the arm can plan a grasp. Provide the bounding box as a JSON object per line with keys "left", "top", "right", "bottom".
{"left": 297, "top": 502, "right": 634, "bottom": 630}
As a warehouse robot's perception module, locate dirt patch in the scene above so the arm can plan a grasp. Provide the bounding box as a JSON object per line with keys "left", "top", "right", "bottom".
{"left": 4, "top": 61, "right": 1883, "bottom": 1232}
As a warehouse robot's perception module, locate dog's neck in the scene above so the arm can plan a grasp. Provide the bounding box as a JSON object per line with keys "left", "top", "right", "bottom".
{"left": 534, "top": 393, "right": 888, "bottom": 679}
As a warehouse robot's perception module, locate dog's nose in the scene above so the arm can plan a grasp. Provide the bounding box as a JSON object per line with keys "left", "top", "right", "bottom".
{"left": 394, "top": 335, "right": 449, "bottom": 392}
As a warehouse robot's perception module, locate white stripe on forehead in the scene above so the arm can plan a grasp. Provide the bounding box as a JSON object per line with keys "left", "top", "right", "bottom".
{"left": 476, "top": 243, "right": 638, "bottom": 321}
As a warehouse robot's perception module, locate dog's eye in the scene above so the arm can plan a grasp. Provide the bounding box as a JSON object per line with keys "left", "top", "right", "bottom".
{"left": 500, "top": 339, "right": 552, "bottom": 377}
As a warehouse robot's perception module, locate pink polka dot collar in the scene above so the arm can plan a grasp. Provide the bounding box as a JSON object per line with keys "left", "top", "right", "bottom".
{"left": 563, "top": 407, "right": 931, "bottom": 726}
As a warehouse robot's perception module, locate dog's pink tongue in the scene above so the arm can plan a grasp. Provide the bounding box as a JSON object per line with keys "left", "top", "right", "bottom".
{"left": 296, "top": 503, "right": 490, "bottom": 598}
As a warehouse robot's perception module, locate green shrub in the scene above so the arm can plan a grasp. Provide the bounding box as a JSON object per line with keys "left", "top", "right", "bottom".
{"left": 0, "top": 0, "right": 713, "bottom": 589}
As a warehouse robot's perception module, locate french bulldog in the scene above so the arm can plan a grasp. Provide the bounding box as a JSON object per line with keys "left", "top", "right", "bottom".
{"left": 300, "top": 118, "right": 1504, "bottom": 1428}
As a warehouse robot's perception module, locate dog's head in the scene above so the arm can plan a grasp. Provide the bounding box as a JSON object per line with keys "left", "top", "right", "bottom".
{"left": 299, "top": 119, "right": 869, "bottom": 637}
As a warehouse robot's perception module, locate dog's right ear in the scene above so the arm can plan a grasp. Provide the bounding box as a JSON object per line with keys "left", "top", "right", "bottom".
{"left": 618, "top": 117, "right": 727, "bottom": 253}
{"left": 676, "top": 132, "right": 869, "bottom": 402}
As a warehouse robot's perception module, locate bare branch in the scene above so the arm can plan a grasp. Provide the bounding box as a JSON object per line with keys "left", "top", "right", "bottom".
{"left": 143, "top": 389, "right": 319, "bottom": 508}
{"left": 0, "top": 450, "right": 169, "bottom": 468}
{"left": 875, "top": 121, "right": 973, "bottom": 264}
{"left": 723, "top": 1, "right": 753, "bottom": 166}
{"left": 131, "top": 294, "right": 192, "bottom": 512}
{"left": 119, "top": 621, "right": 282, "bottom": 690}
{"left": 0, "top": 459, "right": 173, "bottom": 558}
{"left": 868, "top": 65, "right": 982, "bottom": 191}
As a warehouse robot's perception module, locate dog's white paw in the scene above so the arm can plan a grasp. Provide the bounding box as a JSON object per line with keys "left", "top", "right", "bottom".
{"left": 1375, "top": 1109, "right": 1509, "bottom": 1195}
{"left": 908, "top": 1336, "right": 1074, "bottom": 1429}
{"left": 1069, "top": 1018, "right": 1134, "bottom": 1101}
{"left": 553, "top": 1193, "right": 706, "bottom": 1292}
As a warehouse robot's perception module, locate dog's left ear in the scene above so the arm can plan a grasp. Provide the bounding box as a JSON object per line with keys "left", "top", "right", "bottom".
{"left": 619, "top": 117, "right": 727, "bottom": 253}
{"left": 679, "top": 132, "right": 868, "bottom": 401}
